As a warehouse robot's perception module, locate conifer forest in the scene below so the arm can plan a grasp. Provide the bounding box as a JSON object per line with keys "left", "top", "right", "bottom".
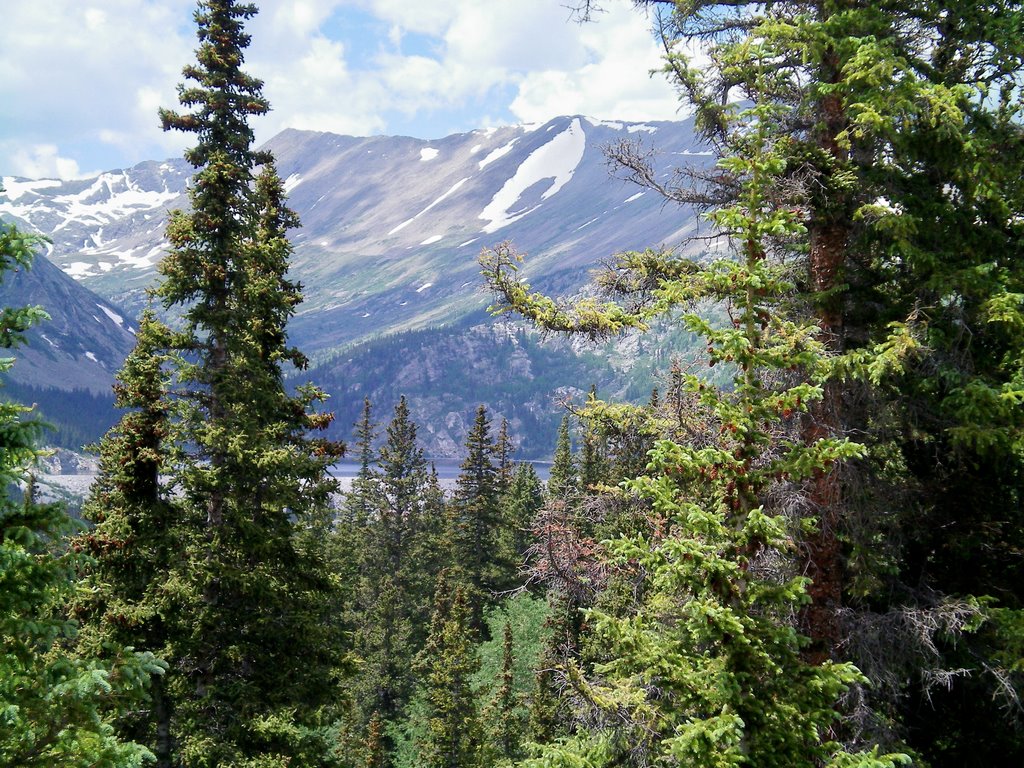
{"left": 3, "top": 1, "right": 1024, "bottom": 766}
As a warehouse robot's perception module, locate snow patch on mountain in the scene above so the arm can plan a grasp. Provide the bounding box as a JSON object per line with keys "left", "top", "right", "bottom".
{"left": 478, "top": 139, "right": 518, "bottom": 169}
{"left": 420, "top": 147, "right": 439, "bottom": 162}
{"left": 1, "top": 177, "right": 62, "bottom": 201}
{"left": 585, "top": 118, "right": 624, "bottom": 130}
{"left": 97, "top": 304, "right": 125, "bottom": 328}
{"left": 283, "top": 173, "right": 303, "bottom": 192}
{"left": 83, "top": 243, "right": 161, "bottom": 271}
{"left": 67, "top": 262, "right": 96, "bottom": 278}
{"left": 478, "top": 118, "right": 586, "bottom": 234}
{"left": 624, "top": 192, "right": 644, "bottom": 203}
{"left": 388, "top": 177, "right": 471, "bottom": 236}
{"left": 420, "top": 235, "right": 443, "bottom": 245}
{"left": 50, "top": 172, "right": 179, "bottom": 232}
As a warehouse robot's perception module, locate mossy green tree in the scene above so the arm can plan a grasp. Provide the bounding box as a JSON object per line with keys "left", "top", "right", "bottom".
{"left": 482, "top": 99, "right": 905, "bottom": 766}
{"left": 581, "top": 0, "right": 1024, "bottom": 757}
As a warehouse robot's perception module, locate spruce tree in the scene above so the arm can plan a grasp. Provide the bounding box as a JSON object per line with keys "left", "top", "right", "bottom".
{"left": 490, "top": 1, "right": 1024, "bottom": 756}
{"left": 600, "top": 0, "right": 1024, "bottom": 756}
{"left": 369, "top": 397, "right": 428, "bottom": 588}
{"left": 78, "top": 2, "right": 345, "bottom": 764}
{"left": 494, "top": 417, "right": 515, "bottom": 493}
{"left": 501, "top": 462, "right": 544, "bottom": 571}
{"left": 332, "top": 397, "right": 377, "bottom": 640}
{"left": 350, "top": 397, "right": 434, "bottom": 748}
{"left": 578, "top": 386, "right": 609, "bottom": 492}
{"left": 345, "top": 397, "right": 378, "bottom": 528}
{"left": 450, "top": 405, "right": 516, "bottom": 626}
{"left": 364, "top": 711, "right": 386, "bottom": 768}
{"left": 545, "top": 416, "right": 576, "bottom": 502}
{"left": 72, "top": 311, "right": 180, "bottom": 766}
{"left": 0, "top": 218, "right": 159, "bottom": 767}
{"left": 480, "top": 622, "right": 526, "bottom": 766}
{"left": 418, "top": 574, "right": 481, "bottom": 768}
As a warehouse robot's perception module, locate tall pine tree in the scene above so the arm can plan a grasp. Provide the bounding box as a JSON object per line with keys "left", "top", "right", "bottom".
{"left": 349, "top": 397, "right": 438, "bottom": 756}
{"left": 485, "top": 99, "right": 905, "bottom": 768}
{"left": 77, "top": 3, "right": 345, "bottom": 765}
{"left": 450, "top": 405, "right": 517, "bottom": 628}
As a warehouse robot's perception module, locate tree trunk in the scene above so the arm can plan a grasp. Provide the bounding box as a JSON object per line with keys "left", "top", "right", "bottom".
{"left": 152, "top": 675, "right": 173, "bottom": 768}
{"left": 800, "top": 42, "right": 851, "bottom": 663}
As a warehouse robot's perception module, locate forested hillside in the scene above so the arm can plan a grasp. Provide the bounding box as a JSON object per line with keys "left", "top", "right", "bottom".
{"left": 1, "top": 1, "right": 1022, "bottom": 767}
{"left": 302, "top": 310, "right": 704, "bottom": 457}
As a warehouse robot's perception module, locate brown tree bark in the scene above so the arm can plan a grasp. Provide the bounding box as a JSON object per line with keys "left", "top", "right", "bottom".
{"left": 800, "top": 42, "right": 852, "bottom": 664}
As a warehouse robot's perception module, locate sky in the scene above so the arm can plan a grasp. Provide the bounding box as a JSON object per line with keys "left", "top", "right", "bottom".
{"left": 0, "top": 0, "right": 684, "bottom": 181}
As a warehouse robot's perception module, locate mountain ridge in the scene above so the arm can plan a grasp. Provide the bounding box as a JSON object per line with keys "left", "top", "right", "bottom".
{"left": 1, "top": 115, "right": 709, "bottom": 455}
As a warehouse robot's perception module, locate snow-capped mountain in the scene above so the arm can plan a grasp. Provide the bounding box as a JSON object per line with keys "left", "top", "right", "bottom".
{"left": 1, "top": 115, "right": 713, "bottom": 454}
{"left": 2, "top": 115, "right": 710, "bottom": 356}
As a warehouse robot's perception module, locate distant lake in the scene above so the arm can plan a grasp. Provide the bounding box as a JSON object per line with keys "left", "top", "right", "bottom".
{"left": 331, "top": 459, "right": 551, "bottom": 482}
{"left": 40, "top": 460, "right": 553, "bottom": 502}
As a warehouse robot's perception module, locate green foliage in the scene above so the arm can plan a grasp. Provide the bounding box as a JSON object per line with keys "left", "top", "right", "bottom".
{"left": 450, "top": 405, "right": 520, "bottom": 624}
{"left": 343, "top": 397, "right": 447, "bottom": 760}
{"left": 486, "top": 101, "right": 906, "bottom": 765}
{"left": 491, "top": 0, "right": 1024, "bottom": 758}
{"left": 473, "top": 594, "right": 552, "bottom": 706}
{"left": 0, "top": 211, "right": 158, "bottom": 767}
{"left": 0, "top": 222, "right": 49, "bottom": 349}
{"left": 417, "top": 575, "right": 482, "bottom": 768}
{"left": 501, "top": 462, "right": 544, "bottom": 569}
{"left": 70, "top": 310, "right": 180, "bottom": 763}
{"left": 74, "top": 3, "right": 346, "bottom": 765}
{"left": 476, "top": 595, "right": 552, "bottom": 767}
{"left": 545, "top": 416, "right": 575, "bottom": 502}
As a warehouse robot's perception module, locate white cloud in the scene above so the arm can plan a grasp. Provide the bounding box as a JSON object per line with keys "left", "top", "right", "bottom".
{"left": 0, "top": 0, "right": 194, "bottom": 176}
{"left": 249, "top": 24, "right": 388, "bottom": 140}
{"left": 359, "top": 0, "right": 463, "bottom": 36}
{"left": 266, "top": 0, "right": 340, "bottom": 38}
{"left": 1, "top": 0, "right": 682, "bottom": 179}
{"left": 9, "top": 143, "right": 83, "bottom": 180}
{"left": 510, "top": 4, "right": 683, "bottom": 123}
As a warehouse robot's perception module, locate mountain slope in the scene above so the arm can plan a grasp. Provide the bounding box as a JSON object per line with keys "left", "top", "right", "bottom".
{"left": 0, "top": 250, "right": 136, "bottom": 393}
{"left": 2, "top": 116, "right": 708, "bottom": 356}
{"left": 1, "top": 116, "right": 711, "bottom": 455}
{"left": 0, "top": 249, "right": 135, "bottom": 449}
